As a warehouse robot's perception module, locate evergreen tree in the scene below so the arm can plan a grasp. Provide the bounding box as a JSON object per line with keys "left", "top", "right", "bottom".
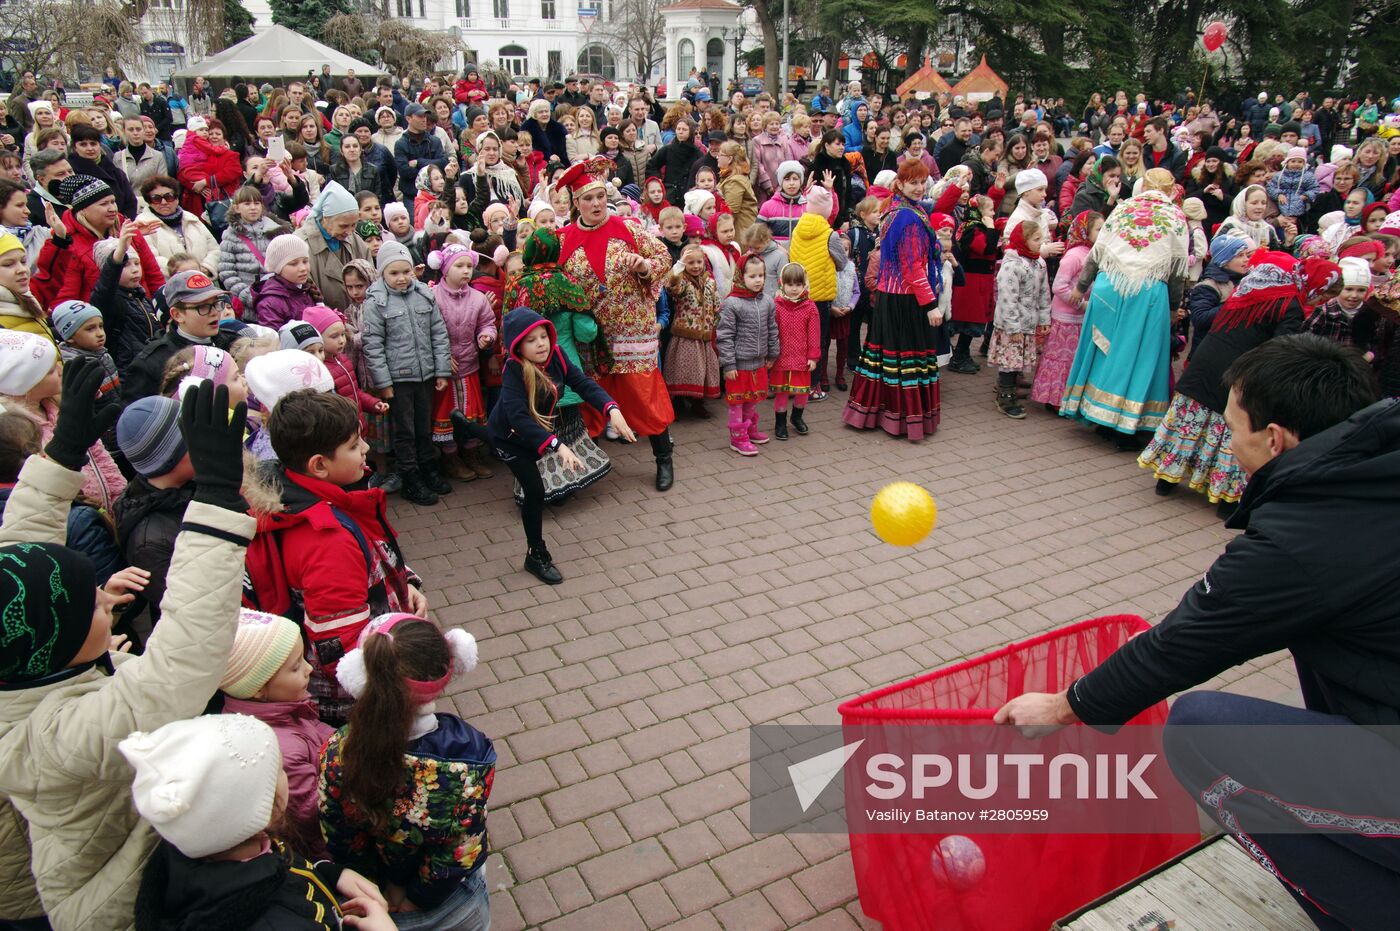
{"left": 223, "top": 0, "right": 255, "bottom": 47}
{"left": 269, "top": 0, "right": 350, "bottom": 40}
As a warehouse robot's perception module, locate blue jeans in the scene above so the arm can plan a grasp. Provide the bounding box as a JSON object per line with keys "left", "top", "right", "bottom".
{"left": 392, "top": 869, "right": 490, "bottom": 931}
{"left": 1164, "top": 691, "right": 1400, "bottom": 931}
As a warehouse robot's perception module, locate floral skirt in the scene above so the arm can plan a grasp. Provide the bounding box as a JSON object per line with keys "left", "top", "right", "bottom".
{"left": 1029, "top": 319, "right": 1081, "bottom": 406}
{"left": 431, "top": 374, "right": 487, "bottom": 445}
{"left": 724, "top": 367, "right": 769, "bottom": 404}
{"left": 842, "top": 291, "right": 940, "bottom": 440}
{"left": 664, "top": 335, "right": 721, "bottom": 399}
{"left": 513, "top": 405, "right": 612, "bottom": 504}
{"left": 1137, "top": 393, "right": 1245, "bottom": 504}
{"left": 988, "top": 329, "right": 1040, "bottom": 372}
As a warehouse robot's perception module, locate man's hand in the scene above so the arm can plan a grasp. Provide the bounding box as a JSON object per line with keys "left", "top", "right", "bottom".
{"left": 180, "top": 381, "right": 248, "bottom": 511}
{"left": 44, "top": 358, "right": 122, "bottom": 470}
{"left": 992, "top": 690, "right": 1079, "bottom": 737}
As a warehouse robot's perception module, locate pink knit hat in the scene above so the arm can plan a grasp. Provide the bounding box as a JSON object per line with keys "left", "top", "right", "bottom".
{"left": 301, "top": 304, "right": 344, "bottom": 335}
{"left": 219, "top": 609, "right": 303, "bottom": 699}
{"left": 428, "top": 242, "right": 479, "bottom": 276}
{"left": 805, "top": 185, "right": 833, "bottom": 217}
{"left": 1285, "top": 146, "right": 1308, "bottom": 165}
{"left": 264, "top": 234, "right": 309, "bottom": 276}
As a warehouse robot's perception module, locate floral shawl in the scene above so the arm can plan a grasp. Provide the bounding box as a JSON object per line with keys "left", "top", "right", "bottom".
{"left": 1087, "top": 189, "right": 1188, "bottom": 297}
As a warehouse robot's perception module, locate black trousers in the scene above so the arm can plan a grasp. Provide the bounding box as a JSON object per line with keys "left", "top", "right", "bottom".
{"left": 814, "top": 300, "right": 832, "bottom": 387}
{"left": 388, "top": 379, "right": 435, "bottom": 472}
{"left": 503, "top": 454, "right": 546, "bottom": 550}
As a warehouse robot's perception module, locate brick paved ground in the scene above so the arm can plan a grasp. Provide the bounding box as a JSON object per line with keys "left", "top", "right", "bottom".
{"left": 392, "top": 364, "right": 1300, "bottom": 931}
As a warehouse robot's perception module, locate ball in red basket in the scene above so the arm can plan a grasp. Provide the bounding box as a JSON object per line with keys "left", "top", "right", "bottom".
{"left": 930, "top": 834, "right": 986, "bottom": 891}
{"left": 870, "top": 481, "right": 937, "bottom": 546}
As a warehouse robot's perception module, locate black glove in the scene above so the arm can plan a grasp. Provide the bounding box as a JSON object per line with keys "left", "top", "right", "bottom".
{"left": 180, "top": 380, "right": 249, "bottom": 511}
{"left": 44, "top": 358, "right": 121, "bottom": 471}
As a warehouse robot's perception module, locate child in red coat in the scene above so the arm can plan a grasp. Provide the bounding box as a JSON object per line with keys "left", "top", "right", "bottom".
{"left": 303, "top": 304, "right": 386, "bottom": 438}
{"left": 769, "top": 263, "right": 821, "bottom": 439}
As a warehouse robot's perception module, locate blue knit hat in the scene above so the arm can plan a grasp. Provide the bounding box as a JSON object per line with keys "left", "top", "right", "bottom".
{"left": 1210, "top": 234, "right": 1254, "bottom": 268}
{"left": 50, "top": 300, "right": 103, "bottom": 341}
{"left": 116, "top": 396, "right": 188, "bottom": 478}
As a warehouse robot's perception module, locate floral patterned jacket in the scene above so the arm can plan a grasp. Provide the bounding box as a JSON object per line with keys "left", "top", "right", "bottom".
{"left": 319, "top": 714, "right": 496, "bottom": 910}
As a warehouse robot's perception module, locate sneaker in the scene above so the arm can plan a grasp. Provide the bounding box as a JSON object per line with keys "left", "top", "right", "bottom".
{"left": 810, "top": 389, "right": 828, "bottom": 401}
{"left": 369, "top": 472, "right": 403, "bottom": 493}
{"left": 605, "top": 424, "right": 620, "bottom": 440}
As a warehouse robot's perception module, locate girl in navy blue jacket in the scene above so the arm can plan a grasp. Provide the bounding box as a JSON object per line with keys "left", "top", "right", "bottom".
{"left": 466, "top": 307, "right": 636, "bottom": 584}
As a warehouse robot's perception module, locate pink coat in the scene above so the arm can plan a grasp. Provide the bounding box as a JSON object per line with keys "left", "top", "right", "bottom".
{"left": 1051, "top": 243, "right": 1091, "bottom": 323}
{"left": 222, "top": 696, "right": 333, "bottom": 859}
{"left": 772, "top": 294, "right": 821, "bottom": 370}
{"left": 433, "top": 280, "right": 498, "bottom": 375}
{"left": 11, "top": 396, "right": 125, "bottom": 510}
{"left": 751, "top": 132, "right": 793, "bottom": 202}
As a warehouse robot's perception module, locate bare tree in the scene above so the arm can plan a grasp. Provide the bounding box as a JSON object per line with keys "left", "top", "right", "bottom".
{"left": 0, "top": 0, "right": 146, "bottom": 79}
{"left": 595, "top": 0, "right": 666, "bottom": 83}
{"left": 322, "top": 14, "right": 465, "bottom": 75}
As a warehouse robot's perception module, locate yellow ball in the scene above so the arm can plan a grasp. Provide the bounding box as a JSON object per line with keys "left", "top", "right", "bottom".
{"left": 870, "top": 481, "right": 938, "bottom": 547}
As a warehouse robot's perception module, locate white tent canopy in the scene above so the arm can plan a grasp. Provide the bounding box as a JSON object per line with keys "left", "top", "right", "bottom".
{"left": 171, "top": 25, "right": 384, "bottom": 82}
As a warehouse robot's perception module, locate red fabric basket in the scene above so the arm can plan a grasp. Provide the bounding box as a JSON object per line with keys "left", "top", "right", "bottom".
{"left": 836, "top": 615, "right": 1196, "bottom": 931}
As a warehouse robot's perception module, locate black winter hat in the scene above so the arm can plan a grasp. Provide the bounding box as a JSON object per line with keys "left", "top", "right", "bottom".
{"left": 0, "top": 543, "right": 97, "bottom": 682}
{"left": 58, "top": 174, "right": 114, "bottom": 213}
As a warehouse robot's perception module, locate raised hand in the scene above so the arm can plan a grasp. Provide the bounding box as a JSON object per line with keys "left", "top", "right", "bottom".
{"left": 180, "top": 380, "right": 249, "bottom": 511}
{"left": 44, "top": 358, "right": 122, "bottom": 471}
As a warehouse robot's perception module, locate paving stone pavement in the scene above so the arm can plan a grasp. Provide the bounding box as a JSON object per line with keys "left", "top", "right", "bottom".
{"left": 391, "top": 363, "right": 1300, "bottom": 930}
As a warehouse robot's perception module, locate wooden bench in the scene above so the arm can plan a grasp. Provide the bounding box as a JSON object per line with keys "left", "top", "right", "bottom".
{"left": 1053, "top": 832, "right": 1313, "bottom": 931}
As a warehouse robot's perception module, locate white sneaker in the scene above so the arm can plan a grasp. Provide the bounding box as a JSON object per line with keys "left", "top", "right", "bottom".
{"left": 605, "top": 424, "right": 620, "bottom": 440}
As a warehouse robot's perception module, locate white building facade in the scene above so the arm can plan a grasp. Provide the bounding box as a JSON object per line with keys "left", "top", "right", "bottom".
{"left": 659, "top": 0, "right": 756, "bottom": 100}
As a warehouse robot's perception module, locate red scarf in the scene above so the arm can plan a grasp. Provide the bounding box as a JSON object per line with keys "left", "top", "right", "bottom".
{"left": 1006, "top": 223, "right": 1040, "bottom": 260}
{"left": 728, "top": 252, "right": 764, "bottom": 298}
{"left": 559, "top": 215, "right": 640, "bottom": 283}
{"left": 640, "top": 175, "right": 670, "bottom": 222}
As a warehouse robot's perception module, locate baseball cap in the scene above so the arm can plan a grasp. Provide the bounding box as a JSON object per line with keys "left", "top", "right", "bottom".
{"left": 163, "top": 270, "right": 227, "bottom": 306}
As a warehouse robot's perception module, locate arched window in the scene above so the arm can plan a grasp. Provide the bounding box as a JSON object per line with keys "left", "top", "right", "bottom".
{"left": 499, "top": 44, "right": 528, "bottom": 76}
{"left": 678, "top": 38, "right": 695, "bottom": 79}
{"left": 705, "top": 37, "right": 723, "bottom": 77}
{"left": 576, "top": 44, "right": 615, "bottom": 80}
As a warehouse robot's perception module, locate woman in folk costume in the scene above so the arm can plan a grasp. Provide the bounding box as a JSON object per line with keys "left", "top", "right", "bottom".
{"left": 1139, "top": 252, "right": 1342, "bottom": 519}
{"left": 1059, "top": 169, "right": 1190, "bottom": 448}
{"left": 842, "top": 160, "right": 945, "bottom": 441}
{"left": 1031, "top": 210, "right": 1104, "bottom": 409}
{"left": 555, "top": 156, "right": 678, "bottom": 491}
{"left": 503, "top": 226, "right": 616, "bottom": 504}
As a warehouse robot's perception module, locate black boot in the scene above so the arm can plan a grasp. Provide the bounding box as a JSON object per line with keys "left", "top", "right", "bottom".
{"left": 773, "top": 411, "right": 789, "bottom": 440}
{"left": 1155, "top": 478, "right": 1177, "bottom": 497}
{"left": 1216, "top": 499, "right": 1240, "bottom": 522}
{"left": 450, "top": 409, "right": 493, "bottom": 450}
{"left": 524, "top": 544, "right": 563, "bottom": 584}
{"left": 422, "top": 460, "right": 453, "bottom": 495}
{"left": 649, "top": 431, "right": 674, "bottom": 492}
{"left": 399, "top": 470, "right": 439, "bottom": 506}
{"left": 948, "top": 334, "right": 980, "bottom": 374}
{"left": 995, "top": 372, "right": 1026, "bottom": 419}
{"left": 790, "top": 407, "right": 809, "bottom": 435}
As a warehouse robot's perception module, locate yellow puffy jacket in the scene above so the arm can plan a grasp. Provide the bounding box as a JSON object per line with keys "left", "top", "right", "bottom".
{"left": 788, "top": 213, "right": 837, "bottom": 301}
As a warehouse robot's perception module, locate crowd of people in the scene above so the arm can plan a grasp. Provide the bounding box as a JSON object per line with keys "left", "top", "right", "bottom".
{"left": 0, "top": 60, "right": 1399, "bottom": 930}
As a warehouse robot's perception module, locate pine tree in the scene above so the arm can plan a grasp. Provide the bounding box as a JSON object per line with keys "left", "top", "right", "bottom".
{"left": 269, "top": 0, "right": 351, "bottom": 40}
{"left": 223, "top": 0, "right": 255, "bottom": 47}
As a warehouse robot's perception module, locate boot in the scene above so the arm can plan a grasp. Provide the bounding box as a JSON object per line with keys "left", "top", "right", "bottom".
{"left": 773, "top": 411, "right": 789, "bottom": 440}
{"left": 729, "top": 426, "right": 759, "bottom": 456}
{"left": 450, "top": 410, "right": 492, "bottom": 448}
{"left": 422, "top": 460, "right": 453, "bottom": 495}
{"left": 995, "top": 372, "right": 1026, "bottom": 419}
{"left": 1217, "top": 499, "right": 1239, "bottom": 522}
{"left": 746, "top": 411, "right": 769, "bottom": 445}
{"left": 1155, "top": 478, "right": 1177, "bottom": 497}
{"left": 399, "top": 470, "right": 439, "bottom": 506}
{"left": 948, "top": 336, "right": 980, "bottom": 374}
{"left": 689, "top": 397, "right": 712, "bottom": 419}
{"left": 790, "top": 406, "right": 809, "bottom": 435}
{"left": 977, "top": 335, "right": 991, "bottom": 357}
{"left": 464, "top": 446, "right": 494, "bottom": 479}
{"left": 524, "top": 544, "right": 563, "bottom": 584}
{"left": 650, "top": 432, "right": 675, "bottom": 491}
{"left": 442, "top": 452, "right": 476, "bottom": 482}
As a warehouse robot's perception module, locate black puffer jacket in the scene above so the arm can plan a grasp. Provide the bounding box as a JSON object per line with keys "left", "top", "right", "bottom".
{"left": 114, "top": 477, "right": 196, "bottom": 620}
{"left": 1068, "top": 399, "right": 1400, "bottom": 731}
{"left": 647, "top": 137, "right": 702, "bottom": 206}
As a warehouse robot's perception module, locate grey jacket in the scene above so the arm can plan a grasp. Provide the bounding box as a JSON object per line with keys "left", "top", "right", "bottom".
{"left": 218, "top": 215, "right": 287, "bottom": 309}
{"left": 361, "top": 277, "right": 452, "bottom": 388}
{"left": 717, "top": 292, "right": 780, "bottom": 372}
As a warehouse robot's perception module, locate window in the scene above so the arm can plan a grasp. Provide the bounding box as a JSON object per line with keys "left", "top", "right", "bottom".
{"left": 677, "top": 39, "right": 694, "bottom": 80}
{"left": 395, "top": 0, "right": 411, "bottom": 15}
{"left": 706, "top": 37, "right": 723, "bottom": 77}
{"left": 577, "top": 44, "right": 615, "bottom": 80}
{"left": 547, "top": 50, "right": 562, "bottom": 79}
{"left": 455, "top": 0, "right": 469, "bottom": 15}
{"left": 541, "top": 0, "right": 554, "bottom": 17}
{"left": 499, "top": 44, "right": 528, "bottom": 76}
{"left": 493, "top": 0, "right": 508, "bottom": 17}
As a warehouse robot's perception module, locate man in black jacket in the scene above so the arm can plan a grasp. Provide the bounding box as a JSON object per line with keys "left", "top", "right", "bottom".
{"left": 1141, "top": 116, "right": 1187, "bottom": 180}
{"left": 997, "top": 335, "right": 1398, "bottom": 930}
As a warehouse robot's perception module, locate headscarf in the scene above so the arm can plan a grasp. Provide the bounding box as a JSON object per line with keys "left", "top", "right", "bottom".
{"left": 1086, "top": 190, "right": 1189, "bottom": 296}
{"left": 1213, "top": 252, "right": 1340, "bottom": 330}
{"left": 1343, "top": 188, "right": 1376, "bottom": 226}
{"left": 1293, "top": 234, "right": 1334, "bottom": 262}
{"left": 471, "top": 129, "right": 525, "bottom": 205}
{"left": 640, "top": 176, "right": 670, "bottom": 223}
{"left": 1064, "top": 210, "right": 1101, "bottom": 250}
{"left": 503, "top": 227, "right": 590, "bottom": 318}
{"left": 355, "top": 219, "right": 381, "bottom": 240}
{"left": 728, "top": 252, "right": 764, "bottom": 299}
{"left": 1223, "top": 185, "right": 1276, "bottom": 246}
{"left": 1361, "top": 202, "right": 1389, "bottom": 230}
{"left": 1005, "top": 222, "right": 1040, "bottom": 259}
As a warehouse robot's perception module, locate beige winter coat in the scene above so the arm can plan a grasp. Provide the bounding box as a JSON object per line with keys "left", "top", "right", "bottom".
{"left": 295, "top": 223, "right": 373, "bottom": 314}
{"left": 0, "top": 455, "right": 255, "bottom": 930}
{"left": 136, "top": 207, "right": 221, "bottom": 277}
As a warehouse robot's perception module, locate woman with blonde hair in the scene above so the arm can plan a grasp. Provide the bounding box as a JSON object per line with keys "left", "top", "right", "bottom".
{"left": 787, "top": 112, "right": 814, "bottom": 164}
{"left": 566, "top": 105, "right": 600, "bottom": 163}
{"left": 1355, "top": 137, "right": 1389, "bottom": 199}
{"left": 1117, "top": 136, "right": 1145, "bottom": 189}
{"left": 717, "top": 141, "right": 758, "bottom": 239}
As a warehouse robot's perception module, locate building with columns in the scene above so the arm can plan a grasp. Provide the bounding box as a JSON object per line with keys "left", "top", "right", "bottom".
{"left": 660, "top": 0, "right": 757, "bottom": 99}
